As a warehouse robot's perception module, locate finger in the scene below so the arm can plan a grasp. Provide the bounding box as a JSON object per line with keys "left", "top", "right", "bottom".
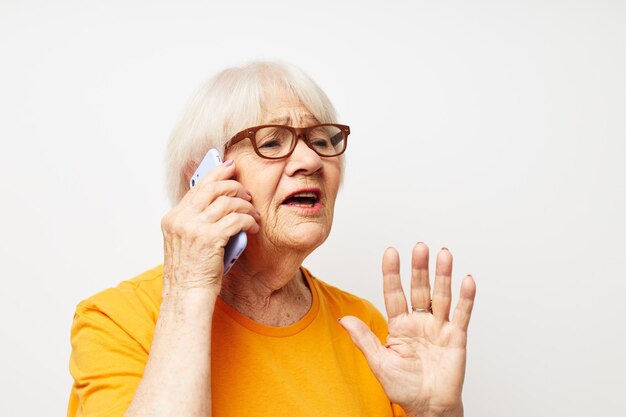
{"left": 432, "top": 247, "right": 453, "bottom": 322}
{"left": 183, "top": 158, "right": 237, "bottom": 197}
{"left": 452, "top": 274, "right": 477, "bottom": 331}
{"left": 382, "top": 247, "right": 408, "bottom": 319}
{"left": 188, "top": 180, "right": 252, "bottom": 211}
{"left": 202, "top": 195, "right": 261, "bottom": 224}
{"left": 215, "top": 212, "right": 261, "bottom": 239}
{"left": 410, "top": 242, "right": 431, "bottom": 310}
{"left": 197, "top": 158, "right": 237, "bottom": 184}
{"left": 339, "top": 316, "right": 385, "bottom": 374}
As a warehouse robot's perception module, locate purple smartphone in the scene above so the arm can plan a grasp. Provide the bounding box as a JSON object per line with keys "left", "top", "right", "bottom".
{"left": 190, "top": 148, "right": 247, "bottom": 274}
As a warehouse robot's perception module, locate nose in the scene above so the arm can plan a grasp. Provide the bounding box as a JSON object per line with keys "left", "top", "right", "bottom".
{"left": 284, "top": 135, "right": 323, "bottom": 176}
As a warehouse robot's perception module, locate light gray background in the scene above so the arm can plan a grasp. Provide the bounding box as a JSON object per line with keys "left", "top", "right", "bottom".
{"left": 1, "top": 0, "right": 624, "bottom": 415}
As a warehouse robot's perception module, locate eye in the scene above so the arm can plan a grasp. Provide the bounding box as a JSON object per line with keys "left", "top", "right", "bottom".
{"left": 256, "top": 127, "right": 290, "bottom": 149}
{"left": 258, "top": 139, "right": 281, "bottom": 149}
{"left": 311, "top": 138, "right": 331, "bottom": 149}
{"left": 307, "top": 125, "right": 345, "bottom": 155}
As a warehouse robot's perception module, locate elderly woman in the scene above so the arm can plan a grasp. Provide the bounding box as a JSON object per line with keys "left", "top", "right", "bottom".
{"left": 68, "top": 62, "right": 476, "bottom": 417}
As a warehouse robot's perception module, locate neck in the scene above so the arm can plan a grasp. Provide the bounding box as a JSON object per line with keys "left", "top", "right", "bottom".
{"left": 219, "top": 246, "right": 312, "bottom": 327}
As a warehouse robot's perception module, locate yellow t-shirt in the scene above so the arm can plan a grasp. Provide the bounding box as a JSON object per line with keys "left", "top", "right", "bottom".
{"left": 68, "top": 266, "right": 407, "bottom": 417}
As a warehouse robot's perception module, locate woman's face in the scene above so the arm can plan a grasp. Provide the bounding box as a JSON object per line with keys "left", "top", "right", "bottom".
{"left": 225, "top": 89, "right": 341, "bottom": 255}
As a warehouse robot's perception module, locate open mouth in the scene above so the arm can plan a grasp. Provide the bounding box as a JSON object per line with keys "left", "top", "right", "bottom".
{"left": 281, "top": 189, "right": 321, "bottom": 208}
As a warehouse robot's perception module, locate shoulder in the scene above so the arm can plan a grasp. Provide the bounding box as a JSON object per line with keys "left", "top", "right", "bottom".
{"left": 77, "top": 265, "right": 163, "bottom": 311}
{"left": 302, "top": 267, "right": 388, "bottom": 341}
{"left": 73, "top": 265, "right": 163, "bottom": 350}
{"left": 69, "top": 266, "right": 163, "bottom": 417}
{"left": 303, "top": 267, "right": 377, "bottom": 313}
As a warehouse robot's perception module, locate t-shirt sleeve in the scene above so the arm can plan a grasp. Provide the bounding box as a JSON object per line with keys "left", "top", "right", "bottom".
{"left": 68, "top": 304, "right": 148, "bottom": 417}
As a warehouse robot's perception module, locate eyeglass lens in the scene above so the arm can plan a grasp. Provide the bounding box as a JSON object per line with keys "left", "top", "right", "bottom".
{"left": 254, "top": 125, "right": 346, "bottom": 158}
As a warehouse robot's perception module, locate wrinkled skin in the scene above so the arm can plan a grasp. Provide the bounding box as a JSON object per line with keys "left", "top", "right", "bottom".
{"left": 340, "top": 243, "right": 476, "bottom": 417}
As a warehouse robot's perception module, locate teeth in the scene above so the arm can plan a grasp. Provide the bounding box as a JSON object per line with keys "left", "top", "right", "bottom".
{"left": 292, "top": 192, "right": 317, "bottom": 198}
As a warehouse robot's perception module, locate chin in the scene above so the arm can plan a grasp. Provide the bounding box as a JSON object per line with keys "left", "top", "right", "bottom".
{"left": 271, "top": 221, "right": 331, "bottom": 253}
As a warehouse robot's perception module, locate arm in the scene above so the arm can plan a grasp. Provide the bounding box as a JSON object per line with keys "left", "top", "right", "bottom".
{"left": 123, "top": 290, "right": 216, "bottom": 416}
{"left": 123, "top": 160, "right": 260, "bottom": 417}
{"left": 340, "top": 243, "right": 476, "bottom": 417}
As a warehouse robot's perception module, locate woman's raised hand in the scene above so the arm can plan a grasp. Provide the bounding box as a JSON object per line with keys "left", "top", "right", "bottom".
{"left": 340, "top": 243, "right": 476, "bottom": 417}
{"left": 160, "top": 160, "right": 261, "bottom": 295}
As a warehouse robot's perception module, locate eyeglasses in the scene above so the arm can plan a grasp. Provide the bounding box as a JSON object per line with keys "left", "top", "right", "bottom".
{"left": 226, "top": 123, "right": 350, "bottom": 160}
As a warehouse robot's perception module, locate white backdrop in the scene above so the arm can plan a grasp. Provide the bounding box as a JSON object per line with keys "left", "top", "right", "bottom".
{"left": 1, "top": 0, "right": 625, "bottom": 415}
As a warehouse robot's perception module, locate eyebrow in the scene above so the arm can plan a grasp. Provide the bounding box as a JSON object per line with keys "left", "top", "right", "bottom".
{"left": 267, "top": 114, "right": 320, "bottom": 125}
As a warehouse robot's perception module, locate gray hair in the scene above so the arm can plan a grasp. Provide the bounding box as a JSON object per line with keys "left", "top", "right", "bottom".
{"left": 165, "top": 61, "right": 340, "bottom": 205}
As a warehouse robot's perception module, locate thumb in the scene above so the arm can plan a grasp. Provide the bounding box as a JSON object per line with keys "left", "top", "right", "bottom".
{"left": 339, "top": 316, "right": 384, "bottom": 371}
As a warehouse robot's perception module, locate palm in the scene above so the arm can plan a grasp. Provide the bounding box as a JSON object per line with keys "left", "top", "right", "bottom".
{"left": 341, "top": 244, "right": 476, "bottom": 416}
{"left": 381, "top": 310, "right": 468, "bottom": 410}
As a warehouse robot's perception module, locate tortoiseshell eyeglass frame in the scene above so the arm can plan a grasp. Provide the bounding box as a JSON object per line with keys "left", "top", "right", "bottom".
{"left": 225, "top": 123, "right": 350, "bottom": 160}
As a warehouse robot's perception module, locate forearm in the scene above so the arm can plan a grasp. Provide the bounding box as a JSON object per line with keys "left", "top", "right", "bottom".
{"left": 125, "top": 290, "right": 217, "bottom": 417}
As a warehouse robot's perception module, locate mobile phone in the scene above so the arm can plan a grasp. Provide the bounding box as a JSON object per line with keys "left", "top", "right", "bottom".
{"left": 190, "top": 148, "right": 247, "bottom": 274}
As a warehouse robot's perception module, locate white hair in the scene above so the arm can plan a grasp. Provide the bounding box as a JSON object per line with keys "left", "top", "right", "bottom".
{"left": 165, "top": 61, "right": 340, "bottom": 205}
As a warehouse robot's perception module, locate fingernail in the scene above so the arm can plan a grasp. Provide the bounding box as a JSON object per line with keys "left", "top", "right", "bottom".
{"left": 245, "top": 189, "right": 252, "bottom": 196}
{"left": 441, "top": 247, "right": 449, "bottom": 251}
{"left": 223, "top": 159, "right": 234, "bottom": 167}
{"left": 255, "top": 210, "right": 261, "bottom": 217}
{"left": 467, "top": 274, "right": 473, "bottom": 278}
